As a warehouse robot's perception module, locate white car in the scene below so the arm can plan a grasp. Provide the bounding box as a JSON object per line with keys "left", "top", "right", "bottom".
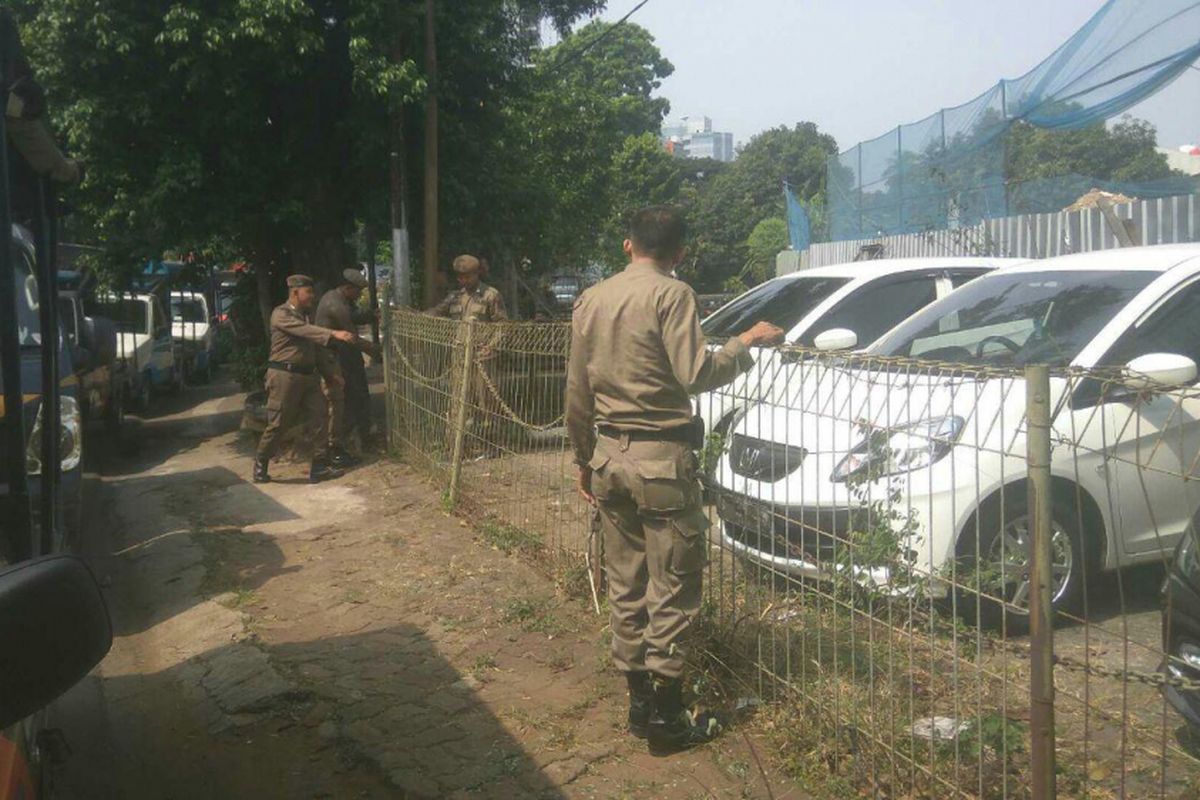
{"left": 696, "top": 257, "right": 1024, "bottom": 439}
{"left": 94, "top": 292, "right": 180, "bottom": 409}
{"left": 713, "top": 244, "right": 1200, "bottom": 631}
{"left": 171, "top": 291, "right": 217, "bottom": 383}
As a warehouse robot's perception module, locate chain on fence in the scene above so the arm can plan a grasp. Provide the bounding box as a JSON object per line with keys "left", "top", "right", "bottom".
{"left": 384, "top": 306, "right": 1200, "bottom": 799}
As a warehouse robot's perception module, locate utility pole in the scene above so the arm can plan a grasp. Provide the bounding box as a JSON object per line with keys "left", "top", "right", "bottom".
{"left": 422, "top": 0, "right": 439, "bottom": 309}
{"left": 389, "top": 3, "right": 411, "bottom": 309}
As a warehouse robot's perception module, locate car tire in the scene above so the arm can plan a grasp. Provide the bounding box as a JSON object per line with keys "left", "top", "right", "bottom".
{"left": 954, "top": 487, "right": 1096, "bottom": 636}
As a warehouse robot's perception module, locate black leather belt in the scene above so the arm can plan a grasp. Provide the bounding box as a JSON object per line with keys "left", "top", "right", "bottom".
{"left": 267, "top": 360, "right": 314, "bottom": 376}
{"left": 598, "top": 425, "right": 691, "bottom": 443}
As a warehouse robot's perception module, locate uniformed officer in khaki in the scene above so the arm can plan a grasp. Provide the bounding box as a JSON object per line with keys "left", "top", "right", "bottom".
{"left": 254, "top": 275, "right": 356, "bottom": 484}
{"left": 430, "top": 254, "right": 508, "bottom": 453}
{"left": 316, "top": 268, "right": 378, "bottom": 462}
{"left": 429, "top": 254, "right": 507, "bottom": 322}
{"left": 566, "top": 206, "right": 783, "bottom": 755}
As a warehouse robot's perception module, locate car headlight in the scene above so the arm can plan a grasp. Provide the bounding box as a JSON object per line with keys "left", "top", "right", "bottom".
{"left": 26, "top": 396, "right": 84, "bottom": 475}
{"left": 831, "top": 416, "right": 964, "bottom": 483}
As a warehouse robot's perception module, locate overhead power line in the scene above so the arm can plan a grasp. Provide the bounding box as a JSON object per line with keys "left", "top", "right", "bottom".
{"left": 545, "top": 0, "right": 653, "bottom": 76}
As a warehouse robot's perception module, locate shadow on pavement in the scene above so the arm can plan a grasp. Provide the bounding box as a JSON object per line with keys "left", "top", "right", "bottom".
{"left": 56, "top": 624, "right": 569, "bottom": 800}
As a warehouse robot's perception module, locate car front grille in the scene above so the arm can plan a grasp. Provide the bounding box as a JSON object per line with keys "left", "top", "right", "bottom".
{"left": 728, "top": 434, "right": 806, "bottom": 482}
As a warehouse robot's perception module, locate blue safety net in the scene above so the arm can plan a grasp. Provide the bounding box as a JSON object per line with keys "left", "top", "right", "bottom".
{"left": 784, "top": 183, "right": 811, "bottom": 252}
{"left": 827, "top": 0, "right": 1200, "bottom": 242}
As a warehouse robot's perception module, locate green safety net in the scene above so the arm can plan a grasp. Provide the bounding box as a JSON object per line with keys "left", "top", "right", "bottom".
{"left": 826, "top": 0, "right": 1200, "bottom": 242}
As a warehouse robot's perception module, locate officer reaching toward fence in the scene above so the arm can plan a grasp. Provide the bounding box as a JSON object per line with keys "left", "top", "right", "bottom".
{"left": 316, "top": 268, "right": 379, "bottom": 461}
{"left": 254, "top": 274, "right": 356, "bottom": 485}
{"left": 566, "top": 206, "right": 784, "bottom": 754}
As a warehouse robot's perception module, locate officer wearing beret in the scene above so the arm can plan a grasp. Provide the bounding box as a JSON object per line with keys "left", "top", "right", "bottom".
{"left": 254, "top": 274, "right": 356, "bottom": 484}
{"left": 316, "top": 268, "right": 379, "bottom": 461}
{"left": 429, "top": 254, "right": 507, "bottom": 323}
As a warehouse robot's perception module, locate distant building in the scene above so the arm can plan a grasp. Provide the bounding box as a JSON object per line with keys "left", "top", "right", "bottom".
{"left": 661, "top": 115, "right": 736, "bottom": 162}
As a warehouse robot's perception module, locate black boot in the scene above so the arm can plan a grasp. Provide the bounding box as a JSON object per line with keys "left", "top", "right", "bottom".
{"left": 309, "top": 459, "right": 344, "bottom": 484}
{"left": 329, "top": 447, "right": 360, "bottom": 469}
{"left": 252, "top": 458, "right": 271, "bottom": 484}
{"left": 646, "top": 676, "right": 723, "bottom": 756}
{"left": 626, "top": 672, "right": 653, "bottom": 739}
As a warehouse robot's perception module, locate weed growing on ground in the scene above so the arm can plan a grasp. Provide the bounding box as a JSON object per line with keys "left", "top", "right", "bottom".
{"left": 219, "top": 587, "right": 261, "bottom": 610}
{"left": 502, "top": 596, "right": 565, "bottom": 635}
{"left": 480, "top": 521, "right": 543, "bottom": 557}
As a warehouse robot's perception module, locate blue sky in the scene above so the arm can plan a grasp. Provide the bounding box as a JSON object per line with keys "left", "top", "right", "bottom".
{"left": 575, "top": 0, "right": 1200, "bottom": 153}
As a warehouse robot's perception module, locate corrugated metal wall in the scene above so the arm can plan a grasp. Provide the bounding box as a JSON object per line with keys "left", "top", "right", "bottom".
{"left": 779, "top": 192, "right": 1200, "bottom": 274}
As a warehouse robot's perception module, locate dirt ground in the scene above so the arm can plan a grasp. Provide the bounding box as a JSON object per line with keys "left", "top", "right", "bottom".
{"left": 49, "top": 373, "right": 808, "bottom": 799}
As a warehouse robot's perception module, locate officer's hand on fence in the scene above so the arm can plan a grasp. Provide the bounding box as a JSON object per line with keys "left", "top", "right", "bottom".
{"left": 331, "top": 330, "right": 356, "bottom": 344}
{"left": 577, "top": 466, "right": 596, "bottom": 506}
{"left": 738, "top": 321, "right": 786, "bottom": 348}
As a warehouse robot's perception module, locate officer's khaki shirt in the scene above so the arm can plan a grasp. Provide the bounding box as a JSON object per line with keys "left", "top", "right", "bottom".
{"left": 430, "top": 283, "right": 508, "bottom": 322}
{"left": 566, "top": 261, "right": 753, "bottom": 467}
{"left": 269, "top": 303, "right": 336, "bottom": 380}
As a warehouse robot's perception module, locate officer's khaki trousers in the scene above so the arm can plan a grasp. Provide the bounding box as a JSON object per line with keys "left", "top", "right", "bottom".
{"left": 589, "top": 434, "right": 709, "bottom": 679}
{"left": 257, "top": 369, "right": 329, "bottom": 463}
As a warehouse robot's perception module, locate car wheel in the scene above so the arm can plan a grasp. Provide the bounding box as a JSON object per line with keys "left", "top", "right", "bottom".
{"left": 955, "top": 489, "right": 1094, "bottom": 635}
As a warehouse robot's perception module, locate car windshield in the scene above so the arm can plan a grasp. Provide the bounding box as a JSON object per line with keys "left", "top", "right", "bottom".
{"left": 702, "top": 276, "right": 850, "bottom": 338}
{"left": 172, "top": 296, "right": 206, "bottom": 323}
{"left": 871, "top": 269, "right": 1157, "bottom": 367}
{"left": 13, "top": 245, "right": 40, "bottom": 347}
{"left": 95, "top": 297, "right": 150, "bottom": 334}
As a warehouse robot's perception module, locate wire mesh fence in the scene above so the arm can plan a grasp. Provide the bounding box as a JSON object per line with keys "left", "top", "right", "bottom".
{"left": 383, "top": 306, "right": 1200, "bottom": 799}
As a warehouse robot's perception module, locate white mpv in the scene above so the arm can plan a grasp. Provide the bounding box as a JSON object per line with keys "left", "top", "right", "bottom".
{"left": 713, "top": 244, "right": 1200, "bottom": 630}
{"left": 696, "top": 257, "right": 1024, "bottom": 439}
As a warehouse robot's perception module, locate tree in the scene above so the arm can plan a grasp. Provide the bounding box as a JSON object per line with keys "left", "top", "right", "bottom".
{"left": 11, "top": 0, "right": 602, "bottom": 324}
{"left": 683, "top": 123, "right": 838, "bottom": 290}
{"left": 498, "top": 20, "right": 675, "bottom": 276}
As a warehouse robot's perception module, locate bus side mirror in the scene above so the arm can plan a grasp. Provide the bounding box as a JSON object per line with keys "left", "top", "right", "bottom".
{"left": 0, "top": 556, "right": 112, "bottom": 728}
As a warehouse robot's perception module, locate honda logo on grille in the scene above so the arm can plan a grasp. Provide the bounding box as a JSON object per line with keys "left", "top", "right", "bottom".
{"left": 729, "top": 434, "right": 807, "bottom": 482}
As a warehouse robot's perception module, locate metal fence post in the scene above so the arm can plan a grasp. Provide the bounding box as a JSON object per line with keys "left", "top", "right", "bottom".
{"left": 382, "top": 305, "right": 395, "bottom": 452}
{"left": 447, "top": 320, "right": 477, "bottom": 507}
{"left": 1026, "top": 364, "right": 1056, "bottom": 800}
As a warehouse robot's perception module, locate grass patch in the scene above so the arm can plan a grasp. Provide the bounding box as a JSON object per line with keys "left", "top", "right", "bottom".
{"left": 480, "top": 522, "right": 544, "bottom": 557}
{"left": 219, "top": 587, "right": 261, "bottom": 610}
{"left": 502, "top": 596, "right": 565, "bottom": 636}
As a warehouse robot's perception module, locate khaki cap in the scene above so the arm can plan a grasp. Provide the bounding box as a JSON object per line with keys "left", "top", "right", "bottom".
{"left": 452, "top": 254, "right": 481, "bottom": 274}
{"left": 286, "top": 274, "right": 314, "bottom": 289}
{"left": 342, "top": 268, "right": 368, "bottom": 289}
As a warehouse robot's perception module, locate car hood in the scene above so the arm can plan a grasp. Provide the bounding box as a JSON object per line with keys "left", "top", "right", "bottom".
{"left": 728, "top": 362, "right": 1035, "bottom": 460}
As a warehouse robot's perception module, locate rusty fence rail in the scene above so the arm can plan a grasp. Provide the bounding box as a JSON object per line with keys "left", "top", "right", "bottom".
{"left": 383, "top": 307, "right": 1200, "bottom": 799}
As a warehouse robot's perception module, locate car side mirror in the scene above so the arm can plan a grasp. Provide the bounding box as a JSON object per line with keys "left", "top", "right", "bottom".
{"left": 0, "top": 556, "right": 113, "bottom": 729}
{"left": 1123, "top": 353, "right": 1198, "bottom": 391}
{"left": 813, "top": 328, "right": 859, "bottom": 352}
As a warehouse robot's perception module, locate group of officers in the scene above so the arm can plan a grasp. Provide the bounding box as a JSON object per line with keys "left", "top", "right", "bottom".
{"left": 252, "top": 254, "right": 508, "bottom": 484}
{"left": 254, "top": 207, "right": 780, "bottom": 757}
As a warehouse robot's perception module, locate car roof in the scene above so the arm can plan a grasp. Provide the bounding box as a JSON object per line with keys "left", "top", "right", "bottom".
{"left": 774, "top": 256, "right": 1025, "bottom": 283}
{"left": 991, "top": 243, "right": 1200, "bottom": 274}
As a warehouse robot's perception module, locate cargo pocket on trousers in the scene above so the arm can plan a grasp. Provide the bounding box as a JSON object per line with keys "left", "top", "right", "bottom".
{"left": 668, "top": 508, "right": 711, "bottom": 576}
{"left": 587, "top": 452, "right": 611, "bottom": 502}
{"left": 637, "top": 459, "right": 688, "bottom": 513}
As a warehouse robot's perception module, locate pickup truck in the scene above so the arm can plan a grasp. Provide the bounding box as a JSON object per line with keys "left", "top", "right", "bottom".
{"left": 57, "top": 271, "right": 125, "bottom": 429}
